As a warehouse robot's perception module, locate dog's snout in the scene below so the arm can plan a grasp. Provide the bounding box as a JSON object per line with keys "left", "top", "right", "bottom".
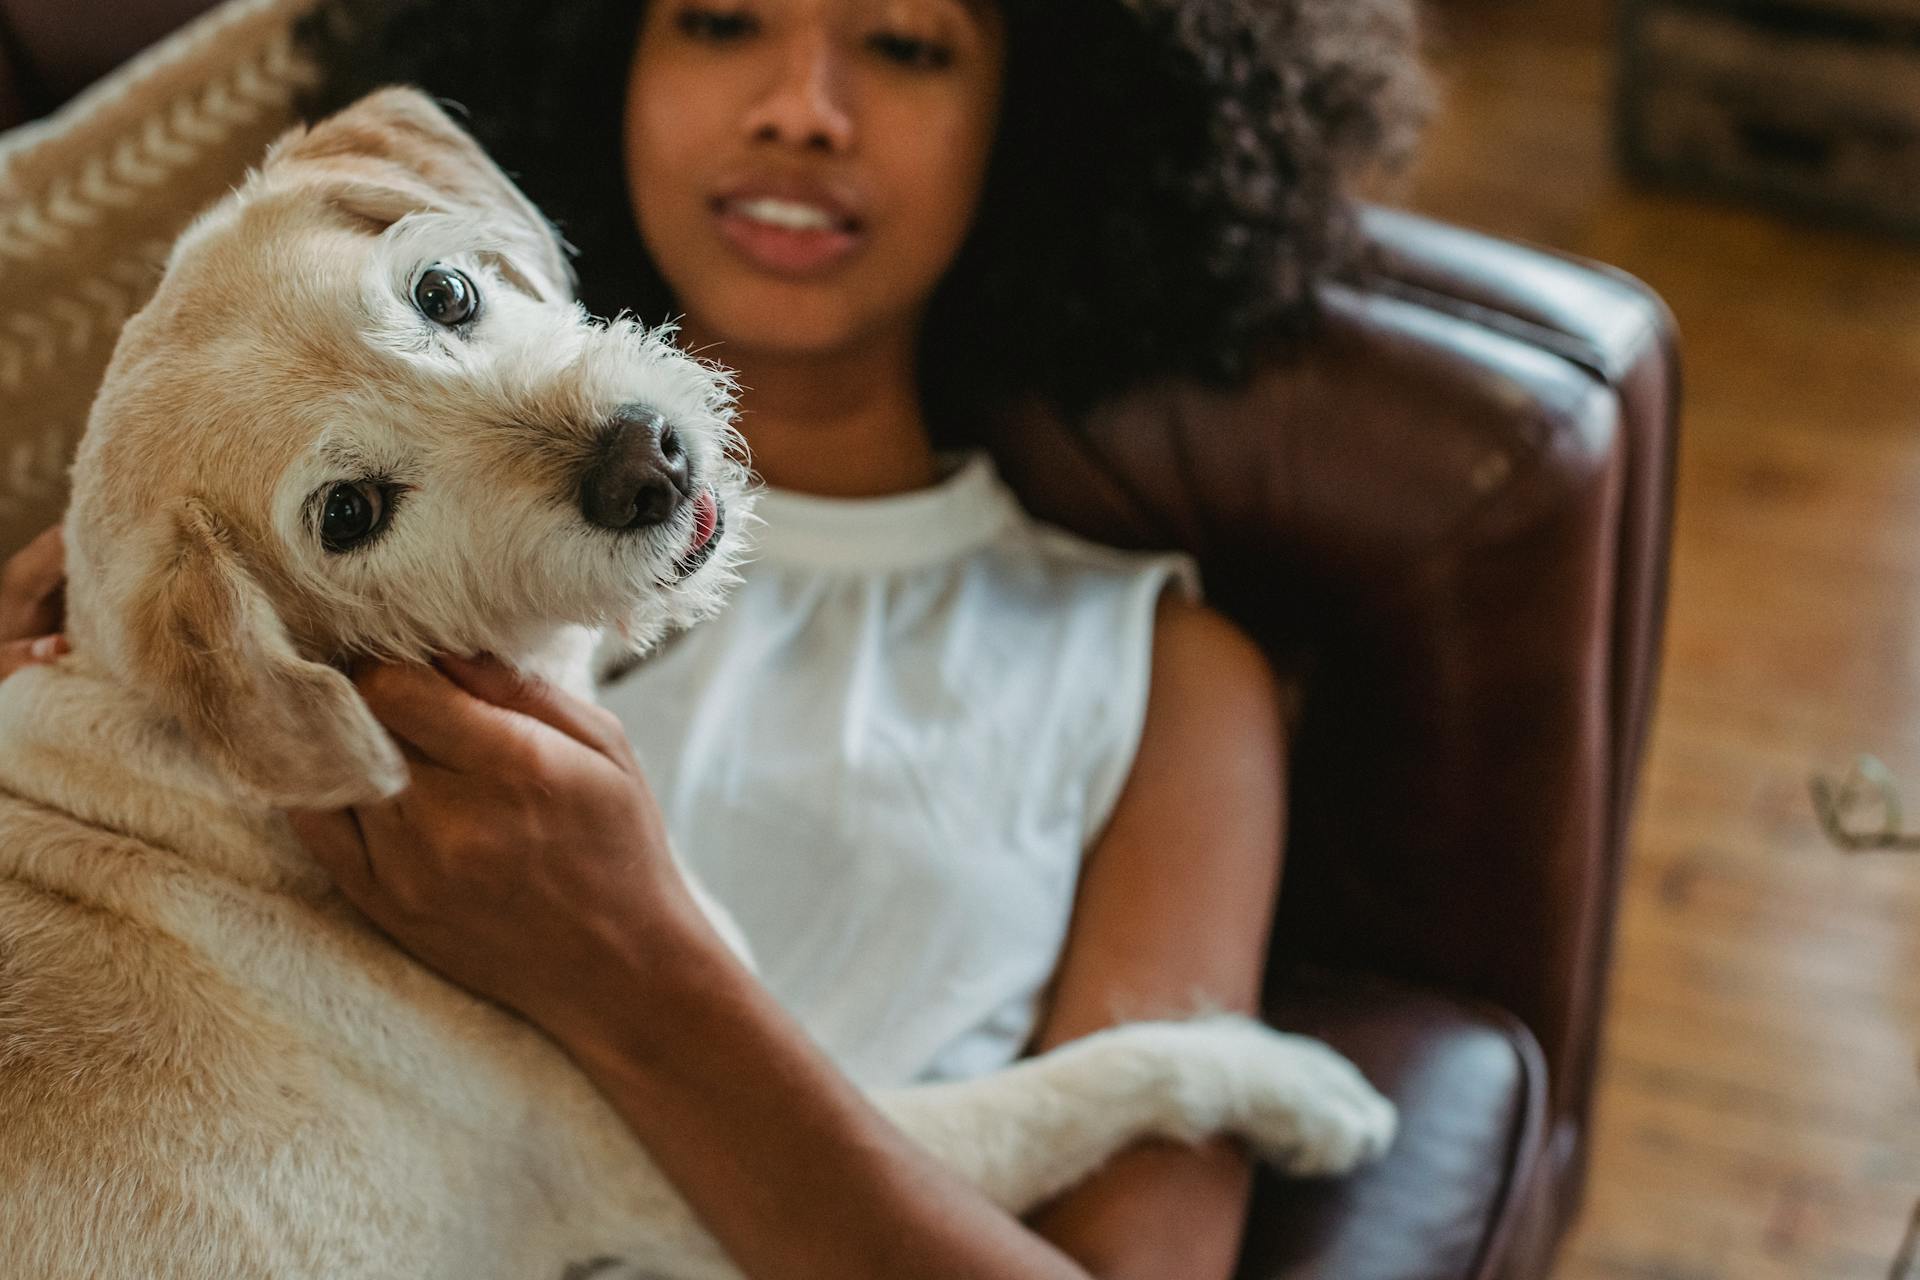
{"left": 580, "top": 407, "right": 691, "bottom": 531}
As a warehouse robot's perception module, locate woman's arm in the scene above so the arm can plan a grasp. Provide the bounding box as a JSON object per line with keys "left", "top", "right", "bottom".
{"left": 1022, "top": 598, "right": 1289, "bottom": 1280}
{"left": 290, "top": 655, "right": 1096, "bottom": 1280}
{"left": 288, "top": 594, "right": 1287, "bottom": 1280}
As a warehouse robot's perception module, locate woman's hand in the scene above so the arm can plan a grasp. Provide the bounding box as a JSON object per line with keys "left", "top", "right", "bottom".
{"left": 0, "top": 524, "right": 71, "bottom": 678}
{"left": 291, "top": 655, "right": 1095, "bottom": 1280}
{"left": 286, "top": 654, "right": 718, "bottom": 1045}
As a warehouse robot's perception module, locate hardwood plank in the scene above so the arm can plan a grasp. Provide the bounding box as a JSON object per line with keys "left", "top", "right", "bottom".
{"left": 1405, "top": 2, "right": 1920, "bottom": 1275}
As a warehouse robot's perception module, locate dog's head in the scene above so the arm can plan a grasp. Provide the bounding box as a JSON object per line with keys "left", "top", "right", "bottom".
{"left": 64, "top": 88, "right": 750, "bottom": 810}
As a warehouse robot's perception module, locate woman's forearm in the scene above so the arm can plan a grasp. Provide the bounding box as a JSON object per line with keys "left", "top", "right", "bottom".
{"left": 552, "top": 917, "right": 1094, "bottom": 1280}
{"left": 292, "top": 660, "right": 1098, "bottom": 1278}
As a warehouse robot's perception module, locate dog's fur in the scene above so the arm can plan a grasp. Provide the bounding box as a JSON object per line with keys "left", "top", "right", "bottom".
{"left": 0, "top": 89, "right": 1395, "bottom": 1280}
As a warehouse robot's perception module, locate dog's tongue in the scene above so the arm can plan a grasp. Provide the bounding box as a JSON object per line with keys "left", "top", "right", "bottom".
{"left": 692, "top": 490, "right": 718, "bottom": 547}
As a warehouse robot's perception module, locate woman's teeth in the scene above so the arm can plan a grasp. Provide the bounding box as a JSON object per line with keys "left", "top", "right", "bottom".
{"left": 730, "top": 198, "right": 842, "bottom": 232}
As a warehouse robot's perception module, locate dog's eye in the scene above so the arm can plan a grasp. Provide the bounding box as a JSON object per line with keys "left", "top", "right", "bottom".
{"left": 320, "top": 482, "right": 389, "bottom": 553}
{"left": 414, "top": 266, "right": 477, "bottom": 327}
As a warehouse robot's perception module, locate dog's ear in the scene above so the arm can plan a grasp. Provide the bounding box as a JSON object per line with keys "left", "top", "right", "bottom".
{"left": 266, "top": 86, "right": 574, "bottom": 302}
{"left": 125, "top": 500, "right": 408, "bottom": 810}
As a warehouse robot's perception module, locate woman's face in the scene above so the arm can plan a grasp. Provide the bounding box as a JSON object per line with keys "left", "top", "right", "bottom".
{"left": 624, "top": 0, "right": 1007, "bottom": 361}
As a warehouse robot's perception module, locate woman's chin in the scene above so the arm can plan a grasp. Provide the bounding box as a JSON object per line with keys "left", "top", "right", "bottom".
{"left": 687, "top": 315, "right": 872, "bottom": 364}
{"left": 674, "top": 282, "right": 885, "bottom": 358}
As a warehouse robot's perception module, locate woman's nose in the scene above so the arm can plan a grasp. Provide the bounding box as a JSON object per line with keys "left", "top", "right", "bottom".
{"left": 742, "top": 33, "right": 854, "bottom": 152}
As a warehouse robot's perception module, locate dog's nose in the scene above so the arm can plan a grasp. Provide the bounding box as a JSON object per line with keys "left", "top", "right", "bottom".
{"left": 580, "top": 406, "right": 691, "bottom": 531}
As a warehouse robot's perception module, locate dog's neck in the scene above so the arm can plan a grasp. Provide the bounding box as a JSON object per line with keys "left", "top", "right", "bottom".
{"left": 0, "top": 654, "right": 329, "bottom": 896}
{"left": 494, "top": 624, "right": 606, "bottom": 703}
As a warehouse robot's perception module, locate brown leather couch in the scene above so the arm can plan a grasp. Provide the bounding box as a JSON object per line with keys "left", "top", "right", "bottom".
{"left": 0, "top": 3, "right": 1681, "bottom": 1276}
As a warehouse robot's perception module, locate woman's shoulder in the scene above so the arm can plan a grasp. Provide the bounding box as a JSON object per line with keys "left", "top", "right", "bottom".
{"left": 987, "top": 497, "right": 1202, "bottom": 609}
{"left": 1146, "top": 594, "right": 1277, "bottom": 705}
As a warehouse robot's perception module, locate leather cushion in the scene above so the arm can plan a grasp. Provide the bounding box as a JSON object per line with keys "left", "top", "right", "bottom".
{"left": 1240, "top": 972, "right": 1547, "bottom": 1280}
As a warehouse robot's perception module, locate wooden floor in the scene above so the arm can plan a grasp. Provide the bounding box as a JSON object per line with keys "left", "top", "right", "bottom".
{"left": 1402, "top": 3, "right": 1920, "bottom": 1276}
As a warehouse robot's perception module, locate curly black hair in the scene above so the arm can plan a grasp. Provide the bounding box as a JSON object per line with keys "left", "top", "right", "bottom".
{"left": 294, "top": 0, "right": 1426, "bottom": 438}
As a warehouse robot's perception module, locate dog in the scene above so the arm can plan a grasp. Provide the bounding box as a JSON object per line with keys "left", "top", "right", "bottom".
{"left": 0, "top": 88, "right": 1395, "bottom": 1279}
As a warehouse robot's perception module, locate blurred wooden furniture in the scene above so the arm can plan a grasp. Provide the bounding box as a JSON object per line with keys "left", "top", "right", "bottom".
{"left": 1620, "top": 0, "right": 1920, "bottom": 236}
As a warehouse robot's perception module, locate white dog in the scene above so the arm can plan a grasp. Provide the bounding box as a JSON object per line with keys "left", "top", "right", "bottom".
{"left": 0, "top": 88, "right": 1395, "bottom": 1280}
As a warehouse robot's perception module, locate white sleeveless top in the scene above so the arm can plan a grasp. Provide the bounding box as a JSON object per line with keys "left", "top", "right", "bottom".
{"left": 599, "top": 454, "right": 1198, "bottom": 1088}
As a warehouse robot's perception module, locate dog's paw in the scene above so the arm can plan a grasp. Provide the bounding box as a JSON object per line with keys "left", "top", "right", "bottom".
{"left": 1188, "top": 1017, "right": 1398, "bottom": 1178}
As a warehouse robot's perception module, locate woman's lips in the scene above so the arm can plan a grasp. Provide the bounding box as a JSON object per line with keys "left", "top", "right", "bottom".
{"left": 713, "top": 203, "right": 863, "bottom": 277}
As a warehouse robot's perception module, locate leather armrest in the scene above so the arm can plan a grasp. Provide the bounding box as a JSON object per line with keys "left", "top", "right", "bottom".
{"left": 988, "top": 208, "right": 1680, "bottom": 1220}
{"left": 1242, "top": 971, "right": 1548, "bottom": 1280}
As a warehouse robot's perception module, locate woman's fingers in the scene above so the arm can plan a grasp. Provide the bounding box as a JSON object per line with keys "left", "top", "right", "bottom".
{"left": 2, "top": 524, "right": 64, "bottom": 597}
{"left": 0, "top": 522, "right": 71, "bottom": 678}
{"left": 353, "top": 656, "right": 630, "bottom": 772}
{"left": 286, "top": 764, "right": 466, "bottom": 920}
{"left": 285, "top": 806, "right": 377, "bottom": 902}
{"left": 436, "top": 653, "right": 632, "bottom": 761}
{"left": 0, "top": 633, "right": 68, "bottom": 682}
{"left": 354, "top": 661, "right": 566, "bottom": 773}
{"left": 0, "top": 525, "right": 67, "bottom": 643}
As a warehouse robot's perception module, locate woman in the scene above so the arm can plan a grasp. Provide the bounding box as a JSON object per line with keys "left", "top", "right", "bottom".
{"left": 0, "top": 1, "right": 1423, "bottom": 1275}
